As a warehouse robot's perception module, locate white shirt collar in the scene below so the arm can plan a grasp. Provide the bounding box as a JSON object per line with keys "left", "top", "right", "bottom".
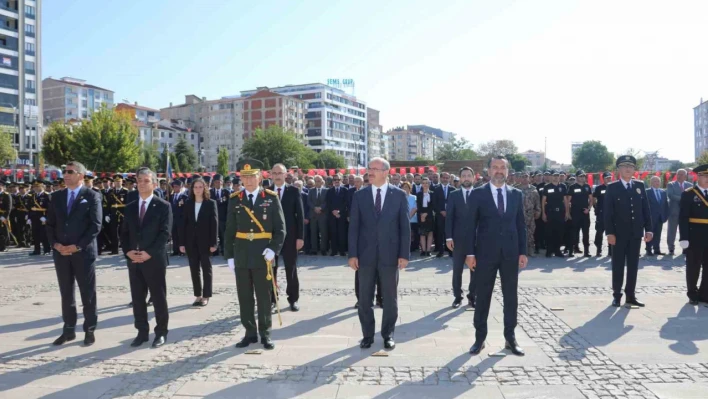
{"left": 68, "top": 184, "right": 83, "bottom": 197}
{"left": 620, "top": 178, "right": 632, "bottom": 186}
{"left": 697, "top": 184, "right": 708, "bottom": 192}
{"left": 274, "top": 184, "right": 286, "bottom": 191}
{"left": 489, "top": 183, "right": 507, "bottom": 192}
{"left": 139, "top": 194, "right": 154, "bottom": 207}
{"left": 245, "top": 187, "right": 260, "bottom": 199}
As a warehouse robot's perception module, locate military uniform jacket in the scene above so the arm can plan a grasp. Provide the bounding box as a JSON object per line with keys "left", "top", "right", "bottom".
{"left": 603, "top": 180, "right": 652, "bottom": 239}
{"left": 224, "top": 187, "right": 286, "bottom": 269}
{"left": 520, "top": 184, "right": 541, "bottom": 220}
{"left": 0, "top": 191, "right": 11, "bottom": 218}
{"left": 210, "top": 187, "right": 232, "bottom": 222}
{"left": 678, "top": 185, "right": 708, "bottom": 246}
{"left": 108, "top": 187, "right": 129, "bottom": 218}
{"left": 29, "top": 192, "right": 50, "bottom": 221}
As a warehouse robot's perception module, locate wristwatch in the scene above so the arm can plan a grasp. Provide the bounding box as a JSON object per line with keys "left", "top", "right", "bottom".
{"left": 75, "top": 246, "right": 82, "bottom": 253}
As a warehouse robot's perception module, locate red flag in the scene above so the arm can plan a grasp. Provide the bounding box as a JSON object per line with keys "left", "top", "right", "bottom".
{"left": 611, "top": 172, "right": 615, "bottom": 181}
{"left": 418, "top": 167, "right": 425, "bottom": 174}
{"left": 633, "top": 171, "right": 639, "bottom": 179}
{"left": 587, "top": 174, "right": 594, "bottom": 186}
{"left": 359, "top": 168, "right": 366, "bottom": 175}
{"left": 429, "top": 165, "right": 437, "bottom": 172}
{"left": 389, "top": 168, "right": 396, "bottom": 174}
{"left": 262, "top": 171, "right": 269, "bottom": 178}
{"left": 665, "top": 172, "right": 671, "bottom": 183}
{"left": 409, "top": 167, "right": 415, "bottom": 173}
{"left": 317, "top": 169, "right": 326, "bottom": 176}
{"left": 339, "top": 168, "right": 346, "bottom": 175}
{"left": 178, "top": 173, "right": 184, "bottom": 178}
{"left": 399, "top": 168, "right": 406, "bottom": 174}
{"left": 40, "top": 171, "right": 46, "bottom": 178}
{"left": 640, "top": 172, "right": 649, "bottom": 180}
{"left": 348, "top": 168, "right": 355, "bottom": 175}
{"left": 654, "top": 172, "right": 660, "bottom": 177}
{"left": 17, "top": 170, "right": 24, "bottom": 179}
{"left": 328, "top": 169, "right": 335, "bottom": 176}
{"left": 599, "top": 174, "right": 604, "bottom": 184}
{"left": 690, "top": 172, "right": 698, "bottom": 182}
{"left": 672, "top": 173, "right": 677, "bottom": 181}
{"left": 307, "top": 169, "right": 315, "bottom": 176}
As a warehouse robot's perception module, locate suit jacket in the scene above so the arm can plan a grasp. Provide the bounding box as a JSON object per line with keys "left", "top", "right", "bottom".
{"left": 647, "top": 187, "right": 669, "bottom": 225}
{"left": 603, "top": 180, "right": 652, "bottom": 239}
{"left": 46, "top": 186, "right": 103, "bottom": 257}
{"left": 209, "top": 187, "right": 232, "bottom": 222}
{"left": 445, "top": 188, "right": 475, "bottom": 254}
{"left": 275, "top": 184, "right": 305, "bottom": 244}
{"left": 345, "top": 187, "right": 358, "bottom": 218}
{"left": 127, "top": 189, "right": 163, "bottom": 204}
{"left": 348, "top": 184, "right": 410, "bottom": 268}
{"left": 180, "top": 199, "right": 218, "bottom": 253}
{"left": 307, "top": 187, "right": 328, "bottom": 219}
{"left": 168, "top": 191, "right": 189, "bottom": 223}
{"left": 416, "top": 190, "right": 435, "bottom": 220}
{"left": 301, "top": 191, "right": 310, "bottom": 220}
{"left": 667, "top": 180, "right": 693, "bottom": 216}
{"left": 325, "top": 185, "right": 348, "bottom": 216}
{"left": 468, "top": 183, "right": 527, "bottom": 261}
{"left": 120, "top": 196, "right": 172, "bottom": 266}
{"left": 432, "top": 184, "right": 454, "bottom": 214}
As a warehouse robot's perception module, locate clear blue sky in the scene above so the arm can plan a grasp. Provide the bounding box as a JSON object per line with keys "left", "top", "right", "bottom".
{"left": 44, "top": 0, "right": 707, "bottom": 164}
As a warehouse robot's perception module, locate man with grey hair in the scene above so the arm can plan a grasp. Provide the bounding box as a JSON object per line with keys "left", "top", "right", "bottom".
{"left": 646, "top": 176, "right": 669, "bottom": 256}
{"left": 308, "top": 175, "right": 328, "bottom": 255}
{"left": 666, "top": 169, "right": 692, "bottom": 254}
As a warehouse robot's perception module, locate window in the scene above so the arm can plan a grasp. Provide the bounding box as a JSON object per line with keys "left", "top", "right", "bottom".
{"left": 24, "top": 98, "right": 35, "bottom": 106}
{"left": 81, "top": 99, "right": 87, "bottom": 108}
{"left": 169, "top": 132, "right": 172, "bottom": 138}
{"left": 25, "top": 79, "right": 34, "bottom": 90}
{"left": 25, "top": 5, "right": 35, "bottom": 17}
{"left": 24, "top": 60, "right": 34, "bottom": 73}
{"left": 25, "top": 24, "right": 35, "bottom": 36}
{"left": 24, "top": 42, "right": 34, "bottom": 54}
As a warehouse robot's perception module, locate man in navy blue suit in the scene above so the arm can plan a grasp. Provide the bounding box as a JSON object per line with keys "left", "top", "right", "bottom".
{"left": 467, "top": 155, "right": 527, "bottom": 356}
{"left": 348, "top": 157, "right": 410, "bottom": 351}
{"left": 646, "top": 176, "right": 669, "bottom": 256}
{"left": 326, "top": 173, "right": 348, "bottom": 256}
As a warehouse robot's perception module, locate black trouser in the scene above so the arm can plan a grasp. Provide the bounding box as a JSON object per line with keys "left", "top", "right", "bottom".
{"left": 31, "top": 217, "right": 49, "bottom": 253}
{"left": 54, "top": 251, "right": 97, "bottom": 334}
{"left": 272, "top": 240, "right": 299, "bottom": 304}
{"left": 171, "top": 219, "right": 183, "bottom": 254}
{"left": 474, "top": 256, "right": 518, "bottom": 343}
{"left": 571, "top": 211, "right": 590, "bottom": 252}
{"left": 594, "top": 213, "right": 605, "bottom": 251}
{"left": 686, "top": 243, "right": 708, "bottom": 301}
{"left": 435, "top": 214, "right": 449, "bottom": 254}
{"left": 564, "top": 219, "right": 574, "bottom": 250}
{"left": 109, "top": 214, "right": 122, "bottom": 253}
{"left": 218, "top": 218, "right": 226, "bottom": 255}
{"left": 611, "top": 237, "right": 641, "bottom": 300}
{"left": 534, "top": 217, "right": 545, "bottom": 250}
{"left": 187, "top": 246, "right": 212, "bottom": 298}
{"left": 358, "top": 266, "right": 398, "bottom": 340}
{"left": 355, "top": 269, "right": 382, "bottom": 303}
{"left": 545, "top": 212, "right": 565, "bottom": 255}
{"left": 327, "top": 214, "right": 347, "bottom": 254}
{"left": 0, "top": 219, "right": 7, "bottom": 250}
{"left": 128, "top": 261, "right": 168, "bottom": 336}
{"left": 13, "top": 211, "right": 27, "bottom": 246}
{"left": 452, "top": 250, "right": 475, "bottom": 301}
{"left": 410, "top": 223, "right": 419, "bottom": 251}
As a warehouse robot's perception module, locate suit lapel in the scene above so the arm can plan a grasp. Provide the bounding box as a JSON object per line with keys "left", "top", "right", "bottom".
{"left": 379, "top": 184, "right": 394, "bottom": 219}
{"left": 68, "top": 187, "right": 86, "bottom": 219}
{"left": 196, "top": 200, "right": 205, "bottom": 221}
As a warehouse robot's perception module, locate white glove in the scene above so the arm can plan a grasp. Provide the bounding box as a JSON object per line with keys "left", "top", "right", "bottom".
{"left": 40, "top": 216, "right": 46, "bottom": 223}
{"left": 262, "top": 248, "right": 275, "bottom": 262}
{"left": 0, "top": 217, "right": 5, "bottom": 222}
{"left": 680, "top": 240, "right": 689, "bottom": 249}
{"left": 26, "top": 219, "right": 31, "bottom": 225}
{"left": 227, "top": 258, "right": 235, "bottom": 272}
{"left": 105, "top": 216, "right": 110, "bottom": 223}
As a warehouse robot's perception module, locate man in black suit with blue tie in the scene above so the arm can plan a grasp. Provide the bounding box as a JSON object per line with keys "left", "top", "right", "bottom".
{"left": 646, "top": 176, "right": 669, "bottom": 256}
{"left": 348, "top": 157, "right": 410, "bottom": 350}
{"left": 433, "top": 172, "right": 454, "bottom": 257}
{"left": 467, "top": 155, "right": 527, "bottom": 356}
{"left": 326, "top": 173, "right": 348, "bottom": 256}
{"left": 46, "top": 161, "right": 103, "bottom": 347}
{"left": 445, "top": 167, "right": 477, "bottom": 309}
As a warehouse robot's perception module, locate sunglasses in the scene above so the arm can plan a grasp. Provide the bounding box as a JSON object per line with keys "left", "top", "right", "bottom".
{"left": 63, "top": 170, "right": 78, "bottom": 175}
{"left": 333, "top": 179, "right": 341, "bottom": 182}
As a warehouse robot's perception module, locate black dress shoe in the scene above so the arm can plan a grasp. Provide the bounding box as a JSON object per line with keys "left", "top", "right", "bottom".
{"left": 567, "top": 251, "right": 575, "bottom": 258}
{"left": 555, "top": 252, "right": 565, "bottom": 258}
{"left": 452, "top": 299, "right": 462, "bottom": 309}
{"left": 261, "top": 337, "right": 275, "bottom": 350}
{"left": 689, "top": 298, "right": 700, "bottom": 305}
{"left": 546, "top": 252, "right": 553, "bottom": 258}
{"left": 645, "top": 250, "right": 654, "bottom": 256}
{"left": 290, "top": 302, "right": 300, "bottom": 312}
{"left": 235, "top": 335, "right": 258, "bottom": 348}
{"left": 152, "top": 335, "right": 166, "bottom": 348}
{"left": 469, "top": 341, "right": 485, "bottom": 355}
{"left": 384, "top": 339, "right": 395, "bottom": 349}
{"left": 321, "top": 251, "right": 327, "bottom": 256}
{"left": 53, "top": 333, "right": 76, "bottom": 346}
{"left": 339, "top": 252, "right": 347, "bottom": 257}
{"left": 612, "top": 298, "right": 621, "bottom": 307}
{"left": 84, "top": 332, "right": 95, "bottom": 346}
{"left": 584, "top": 251, "right": 591, "bottom": 258}
{"left": 596, "top": 250, "right": 602, "bottom": 257}
{"left": 468, "top": 300, "right": 475, "bottom": 309}
{"left": 130, "top": 335, "right": 149, "bottom": 347}
{"left": 625, "top": 298, "right": 645, "bottom": 307}
{"left": 147, "top": 298, "right": 153, "bottom": 307}
{"left": 669, "top": 249, "right": 675, "bottom": 255}
{"left": 354, "top": 301, "right": 359, "bottom": 309}
{"left": 376, "top": 300, "right": 383, "bottom": 308}
{"left": 110, "top": 251, "right": 119, "bottom": 255}
{"left": 436, "top": 252, "right": 444, "bottom": 258}
{"left": 360, "top": 337, "right": 374, "bottom": 349}
{"left": 655, "top": 251, "right": 665, "bottom": 256}
{"left": 505, "top": 340, "right": 525, "bottom": 356}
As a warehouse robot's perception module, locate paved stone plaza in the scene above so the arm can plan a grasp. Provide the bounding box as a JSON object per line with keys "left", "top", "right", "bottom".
{"left": 0, "top": 238, "right": 707, "bottom": 399}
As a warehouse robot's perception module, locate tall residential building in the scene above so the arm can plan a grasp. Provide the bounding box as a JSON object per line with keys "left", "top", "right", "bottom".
{"left": 386, "top": 127, "right": 442, "bottom": 161}
{"left": 367, "top": 107, "right": 386, "bottom": 159}
{"left": 0, "top": 0, "right": 41, "bottom": 167}
{"left": 115, "top": 102, "right": 160, "bottom": 124}
{"left": 134, "top": 119, "right": 200, "bottom": 155}
{"left": 42, "top": 77, "right": 114, "bottom": 123}
{"left": 240, "top": 83, "right": 367, "bottom": 167}
{"left": 694, "top": 98, "right": 708, "bottom": 160}
{"left": 520, "top": 150, "right": 546, "bottom": 170}
{"left": 236, "top": 88, "right": 306, "bottom": 141}
{"left": 407, "top": 125, "right": 455, "bottom": 143}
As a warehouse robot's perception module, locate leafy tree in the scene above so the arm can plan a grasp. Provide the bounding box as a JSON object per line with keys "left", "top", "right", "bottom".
{"left": 669, "top": 160, "right": 686, "bottom": 171}
{"left": 436, "top": 136, "right": 478, "bottom": 161}
{"left": 698, "top": 150, "right": 708, "bottom": 166}
{"left": 572, "top": 141, "right": 615, "bottom": 172}
{"left": 217, "top": 147, "right": 229, "bottom": 176}
{"left": 478, "top": 139, "right": 518, "bottom": 158}
{"left": 71, "top": 106, "right": 140, "bottom": 171}
{"left": 413, "top": 156, "right": 434, "bottom": 164}
{"left": 506, "top": 153, "right": 529, "bottom": 172}
{"left": 313, "top": 149, "right": 346, "bottom": 169}
{"left": 41, "top": 122, "right": 74, "bottom": 167}
{"left": 140, "top": 142, "right": 160, "bottom": 171}
{"left": 0, "top": 125, "right": 15, "bottom": 166}
{"left": 173, "top": 136, "right": 198, "bottom": 172}
{"left": 241, "top": 125, "right": 314, "bottom": 169}
{"left": 623, "top": 147, "right": 645, "bottom": 169}
{"left": 158, "top": 146, "right": 181, "bottom": 174}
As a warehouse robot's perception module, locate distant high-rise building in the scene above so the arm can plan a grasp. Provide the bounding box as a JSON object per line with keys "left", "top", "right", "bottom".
{"left": 42, "top": 77, "right": 114, "bottom": 123}
{"left": 386, "top": 127, "right": 442, "bottom": 161}
{"left": 519, "top": 150, "right": 546, "bottom": 170}
{"left": 367, "top": 107, "right": 385, "bottom": 160}
{"left": 694, "top": 98, "right": 708, "bottom": 160}
{"left": 407, "top": 125, "right": 455, "bottom": 143}
{"left": 115, "top": 102, "right": 161, "bottom": 124}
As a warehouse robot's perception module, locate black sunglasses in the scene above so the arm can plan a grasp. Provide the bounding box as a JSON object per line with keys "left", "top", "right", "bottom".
{"left": 63, "top": 170, "right": 78, "bottom": 175}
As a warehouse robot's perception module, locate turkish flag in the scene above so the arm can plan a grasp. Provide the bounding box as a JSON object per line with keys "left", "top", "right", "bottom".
{"left": 665, "top": 172, "right": 671, "bottom": 183}
{"left": 418, "top": 167, "right": 425, "bottom": 174}
{"left": 587, "top": 174, "right": 594, "bottom": 186}
{"left": 410, "top": 167, "right": 415, "bottom": 173}
{"left": 399, "top": 168, "right": 406, "bottom": 174}
{"left": 429, "top": 165, "right": 437, "bottom": 172}
{"left": 633, "top": 171, "right": 639, "bottom": 179}
{"left": 672, "top": 173, "right": 677, "bottom": 181}
{"left": 359, "top": 168, "right": 366, "bottom": 175}
{"left": 17, "top": 170, "right": 24, "bottom": 179}
{"left": 317, "top": 169, "right": 326, "bottom": 176}
{"left": 328, "top": 169, "right": 335, "bottom": 176}
{"left": 389, "top": 168, "right": 396, "bottom": 174}
{"left": 348, "top": 168, "right": 355, "bottom": 175}
{"left": 611, "top": 172, "right": 615, "bottom": 181}
{"left": 640, "top": 172, "right": 649, "bottom": 180}
{"left": 339, "top": 169, "right": 346, "bottom": 175}
{"left": 307, "top": 169, "right": 315, "bottom": 176}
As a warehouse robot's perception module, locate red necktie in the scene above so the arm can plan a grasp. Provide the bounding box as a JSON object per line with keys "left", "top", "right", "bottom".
{"left": 277, "top": 187, "right": 281, "bottom": 200}
{"left": 139, "top": 201, "right": 146, "bottom": 224}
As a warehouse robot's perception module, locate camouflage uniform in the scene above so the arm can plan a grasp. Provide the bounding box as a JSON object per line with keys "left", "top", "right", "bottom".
{"left": 520, "top": 184, "right": 541, "bottom": 255}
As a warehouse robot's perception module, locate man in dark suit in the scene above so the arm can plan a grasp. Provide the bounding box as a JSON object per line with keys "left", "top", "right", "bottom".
{"left": 270, "top": 164, "right": 305, "bottom": 311}
{"left": 169, "top": 180, "right": 188, "bottom": 256}
{"left": 308, "top": 176, "right": 328, "bottom": 255}
{"left": 593, "top": 172, "right": 611, "bottom": 257}
{"left": 0, "top": 179, "right": 12, "bottom": 252}
{"left": 210, "top": 174, "right": 232, "bottom": 256}
{"left": 604, "top": 155, "right": 653, "bottom": 308}
{"left": 348, "top": 157, "right": 410, "bottom": 350}
{"left": 679, "top": 163, "right": 708, "bottom": 304}
{"left": 326, "top": 174, "right": 348, "bottom": 256}
{"left": 467, "top": 155, "right": 527, "bottom": 356}
{"left": 46, "top": 161, "right": 103, "bottom": 347}
{"left": 120, "top": 168, "right": 173, "bottom": 348}
{"left": 433, "top": 172, "right": 454, "bottom": 257}
{"left": 294, "top": 180, "right": 311, "bottom": 254}
{"left": 445, "top": 167, "right": 477, "bottom": 309}
{"left": 646, "top": 176, "right": 669, "bottom": 256}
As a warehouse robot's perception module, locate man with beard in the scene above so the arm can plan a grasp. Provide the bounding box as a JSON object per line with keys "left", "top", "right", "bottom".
{"left": 445, "top": 167, "right": 477, "bottom": 309}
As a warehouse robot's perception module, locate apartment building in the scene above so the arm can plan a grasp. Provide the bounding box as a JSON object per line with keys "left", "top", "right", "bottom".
{"left": 386, "top": 127, "right": 442, "bottom": 161}
{"left": 42, "top": 77, "right": 114, "bottom": 122}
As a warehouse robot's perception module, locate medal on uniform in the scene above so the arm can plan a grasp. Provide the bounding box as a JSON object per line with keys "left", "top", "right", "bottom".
{"left": 263, "top": 213, "right": 267, "bottom": 220}
{"left": 636, "top": 188, "right": 641, "bottom": 194}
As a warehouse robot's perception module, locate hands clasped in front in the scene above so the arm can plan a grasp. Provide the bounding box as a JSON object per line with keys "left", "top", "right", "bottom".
{"left": 53, "top": 243, "right": 80, "bottom": 256}
{"left": 465, "top": 255, "right": 527, "bottom": 271}
{"left": 348, "top": 257, "right": 408, "bottom": 270}
{"left": 126, "top": 250, "right": 152, "bottom": 263}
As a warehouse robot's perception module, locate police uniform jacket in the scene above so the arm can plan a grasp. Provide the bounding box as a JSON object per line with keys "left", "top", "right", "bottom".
{"left": 603, "top": 180, "right": 652, "bottom": 239}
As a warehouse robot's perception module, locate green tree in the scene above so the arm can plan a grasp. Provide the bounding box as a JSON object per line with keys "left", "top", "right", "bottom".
{"left": 478, "top": 139, "right": 518, "bottom": 158}
{"left": 140, "top": 142, "right": 160, "bottom": 171}
{"left": 173, "top": 136, "right": 198, "bottom": 172}
{"left": 313, "top": 149, "right": 346, "bottom": 169}
{"left": 241, "top": 125, "right": 314, "bottom": 169}
{"left": 71, "top": 106, "right": 141, "bottom": 171}
{"left": 158, "top": 146, "right": 181, "bottom": 174}
{"left": 41, "top": 122, "right": 74, "bottom": 167}
{"left": 572, "top": 141, "right": 615, "bottom": 172}
{"left": 623, "top": 147, "right": 645, "bottom": 169}
{"left": 413, "top": 156, "right": 434, "bottom": 164}
{"left": 669, "top": 160, "right": 686, "bottom": 171}
{"left": 698, "top": 150, "right": 708, "bottom": 165}
{"left": 0, "top": 125, "right": 15, "bottom": 166}
{"left": 506, "top": 153, "right": 529, "bottom": 171}
{"left": 217, "top": 147, "right": 229, "bottom": 176}
{"left": 435, "top": 136, "right": 478, "bottom": 161}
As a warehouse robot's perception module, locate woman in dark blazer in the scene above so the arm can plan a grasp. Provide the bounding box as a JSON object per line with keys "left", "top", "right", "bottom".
{"left": 416, "top": 177, "right": 435, "bottom": 256}
{"left": 179, "top": 177, "right": 218, "bottom": 306}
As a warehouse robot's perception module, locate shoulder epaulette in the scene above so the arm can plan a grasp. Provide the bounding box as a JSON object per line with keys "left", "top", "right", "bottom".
{"left": 265, "top": 189, "right": 277, "bottom": 196}
{"left": 230, "top": 191, "right": 239, "bottom": 198}
{"left": 685, "top": 186, "right": 694, "bottom": 192}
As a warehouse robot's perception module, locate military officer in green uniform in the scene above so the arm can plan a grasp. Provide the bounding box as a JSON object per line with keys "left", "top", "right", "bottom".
{"left": 225, "top": 160, "right": 285, "bottom": 350}
{"left": 678, "top": 164, "right": 708, "bottom": 305}
{"left": 0, "top": 179, "right": 12, "bottom": 251}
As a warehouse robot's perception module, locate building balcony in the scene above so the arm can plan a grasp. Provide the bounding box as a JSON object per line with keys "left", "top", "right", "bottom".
{"left": 0, "top": 2, "right": 19, "bottom": 15}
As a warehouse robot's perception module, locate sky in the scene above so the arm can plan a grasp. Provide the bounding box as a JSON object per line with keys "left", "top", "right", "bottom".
{"left": 43, "top": 0, "right": 708, "bottom": 164}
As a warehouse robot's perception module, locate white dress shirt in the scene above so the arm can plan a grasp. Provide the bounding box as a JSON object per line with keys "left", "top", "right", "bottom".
{"left": 620, "top": 178, "right": 632, "bottom": 190}
{"left": 489, "top": 183, "right": 508, "bottom": 211}
{"left": 422, "top": 191, "right": 431, "bottom": 207}
{"left": 139, "top": 194, "right": 154, "bottom": 216}
{"left": 462, "top": 187, "right": 472, "bottom": 204}
{"left": 371, "top": 183, "right": 389, "bottom": 209}
{"left": 194, "top": 201, "right": 202, "bottom": 220}
{"left": 244, "top": 187, "right": 260, "bottom": 205}
{"left": 274, "top": 184, "right": 286, "bottom": 200}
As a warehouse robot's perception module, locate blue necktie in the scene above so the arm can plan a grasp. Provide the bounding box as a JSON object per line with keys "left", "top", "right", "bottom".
{"left": 497, "top": 188, "right": 504, "bottom": 215}
{"left": 67, "top": 190, "right": 76, "bottom": 213}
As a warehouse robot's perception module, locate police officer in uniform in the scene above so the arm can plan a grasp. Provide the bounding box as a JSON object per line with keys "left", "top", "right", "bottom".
{"left": 567, "top": 170, "right": 593, "bottom": 257}
{"left": 107, "top": 175, "right": 129, "bottom": 255}
{"left": 593, "top": 172, "right": 611, "bottom": 257}
{"left": 99, "top": 177, "right": 113, "bottom": 254}
{"left": 29, "top": 180, "right": 51, "bottom": 255}
{"left": 678, "top": 164, "right": 708, "bottom": 305}
{"left": 17, "top": 183, "right": 32, "bottom": 248}
{"left": 0, "top": 179, "right": 12, "bottom": 251}
{"left": 534, "top": 171, "right": 549, "bottom": 254}
{"left": 542, "top": 170, "right": 569, "bottom": 257}
{"left": 604, "top": 155, "right": 652, "bottom": 308}
{"left": 225, "top": 160, "right": 285, "bottom": 351}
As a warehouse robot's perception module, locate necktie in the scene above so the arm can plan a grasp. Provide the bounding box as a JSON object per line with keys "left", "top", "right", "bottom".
{"left": 704, "top": 190, "right": 707, "bottom": 198}
{"left": 173, "top": 194, "right": 178, "bottom": 204}
{"left": 68, "top": 190, "right": 76, "bottom": 213}
{"left": 655, "top": 190, "right": 660, "bottom": 202}
{"left": 139, "top": 201, "right": 146, "bottom": 224}
{"left": 465, "top": 190, "right": 471, "bottom": 204}
{"left": 277, "top": 187, "right": 282, "bottom": 200}
{"left": 497, "top": 188, "right": 504, "bottom": 215}
{"left": 216, "top": 189, "right": 220, "bottom": 200}
{"left": 248, "top": 193, "right": 254, "bottom": 207}
{"left": 444, "top": 186, "right": 447, "bottom": 199}
{"left": 626, "top": 182, "right": 631, "bottom": 191}
{"left": 375, "top": 188, "right": 382, "bottom": 216}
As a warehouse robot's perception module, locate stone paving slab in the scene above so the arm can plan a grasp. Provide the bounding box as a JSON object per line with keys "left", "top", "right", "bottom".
{"left": 644, "top": 382, "right": 708, "bottom": 398}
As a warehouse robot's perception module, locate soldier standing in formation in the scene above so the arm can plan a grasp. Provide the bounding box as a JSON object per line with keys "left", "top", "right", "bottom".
{"left": 678, "top": 164, "right": 708, "bottom": 305}
{"left": 0, "top": 179, "right": 11, "bottom": 252}
{"left": 593, "top": 172, "right": 611, "bottom": 257}
{"left": 29, "top": 180, "right": 51, "bottom": 255}
{"left": 225, "top": 160, "right": 285, "bottom": 351}
{"left": 518, "top": 171, "right": 540, "bottom": 256}
{"left": 107, "top": 175, "right": 128, "bottom": 255}
{"left": 533, "top": 171, "right": 550, "bottom": 254}
{"left": 542, "top": 170, "right": 569, "bottom": 258}
{"left": 567, "top": 170, "right": 593, "bottom": 257}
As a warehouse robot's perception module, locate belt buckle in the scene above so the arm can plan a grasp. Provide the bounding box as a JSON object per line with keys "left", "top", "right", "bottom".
{"left": 246, "top": 232, "right": 254, "bottom": 241}
{"left": 555, "top": 208, "right": 560, "bottom": 211}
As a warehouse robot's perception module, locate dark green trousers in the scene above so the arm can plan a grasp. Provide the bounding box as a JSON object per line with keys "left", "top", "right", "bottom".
{"left": 235, "top": 268, "right": 272, "bottom": 339}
